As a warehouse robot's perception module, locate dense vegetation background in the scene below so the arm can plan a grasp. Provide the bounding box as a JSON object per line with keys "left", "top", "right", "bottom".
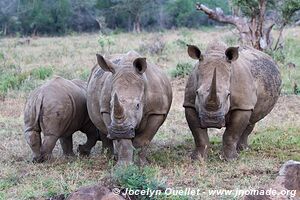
{"left": 0, "top": 0, "right": 232, "bottom": 35}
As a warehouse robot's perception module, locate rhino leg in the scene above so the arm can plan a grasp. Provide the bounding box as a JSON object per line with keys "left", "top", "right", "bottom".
{"left": 99, "top": 132, "right": 113, "bottom": 155}
{"left": 60, "top": 135, "right": 75, "bottom": 156}
{"left": 237, "top": 123, "right": 255, "bottom": 152}
{"left": 24, "top": 130, "right": 42, "bottom": 162}
{"left": 40, "top": 135, "right": 59, "bottom": 161}
{"left": 113, "top": 139, "right": 134, "bottom": 166}
{"left": 133, "top": 114, "right": 165, "bottom": 166}
{"left": 222, "top": 110, "right": 252, "bottom": 161}
{"left": 78, "top": 129, "right": 99, "bottom": 156}
{"left": 185, "top": 108, "right": 209, "bottom": 160}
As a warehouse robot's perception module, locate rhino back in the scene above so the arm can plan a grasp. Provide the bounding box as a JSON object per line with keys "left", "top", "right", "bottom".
{"left": 238, "top": 47, "right": 281, "bottom": 123}
{"left": 143, "top": 63, "right": 172, "bottom": 115}
{"left": 25, "top": 77, "right": 89, "bottom": 135}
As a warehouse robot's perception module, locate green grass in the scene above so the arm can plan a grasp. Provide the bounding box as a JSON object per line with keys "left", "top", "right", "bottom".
{"left": 0, "top": 27, "right": 299, "bottom": 200}
{"left": 169, "top": 62, "right": 193, "bottom": 78}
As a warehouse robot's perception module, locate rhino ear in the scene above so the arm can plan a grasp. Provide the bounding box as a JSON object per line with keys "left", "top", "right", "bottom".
{"left": 225, "top": 47, "right": 239, "bottom": 63}
{"left": 133, "top": 57, "right": 147, "bottom": 74}
{"left": 187, "top": 44, "right": 202, "bottom": 60}
{"left": 96, "top": 54, "right": 116, "bottom": 73}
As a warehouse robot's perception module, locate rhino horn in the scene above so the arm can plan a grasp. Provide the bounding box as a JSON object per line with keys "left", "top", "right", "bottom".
{"left": 113, "top": 93, "right": 125, "bottom": 120}
{"left": 206, "top": 68, "right": 220, "bottom": 110}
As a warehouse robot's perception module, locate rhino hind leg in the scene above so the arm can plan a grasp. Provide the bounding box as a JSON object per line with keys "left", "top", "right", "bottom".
{"left": 78, "top": 129, "right": 99, "bottom": 156}
{"left": 40, "top": 135, "right": 59, "bottom": 161}
{"left": 24, "top": 130, "right": 42, "bottom": 162}
{"left": 132, "top": 114, "right": 165, "bottom": 166}
{"left": 60, "top": 135, "right": 75, "bottom": 156}
{"left": 237, "top": 123, "right": 255, "bottom": 152}
{"left": 185, "top": 108, "right": 209, "bottom": 160}
{"left": 222, "top": 110, "right": 252, "bottom": 161}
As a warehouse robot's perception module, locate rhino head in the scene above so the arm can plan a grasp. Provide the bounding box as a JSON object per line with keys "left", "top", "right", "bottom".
{"left": 187, "top": 44, "right": 239, "bottom": 129}
{"left": 96, "top": 53, "right": 147, "bottom": 140}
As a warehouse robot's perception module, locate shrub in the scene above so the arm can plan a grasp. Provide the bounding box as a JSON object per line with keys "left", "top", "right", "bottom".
{"left": 0, "top": 65, "right": 53, "bottom": 97}
{"left": 112, "top": 164, "right": 165, "bottom": 200}
{"left": 170, "top": 63, "right": 193, "bottom": 78}
{"left": 98, "top": 35, "right": 115, "bottom": 53}
{"left": 139, "top": 35, "right": 166, "bottom": 55}
{"left": 30, "top": 67, "right": 53, "bottom": 80}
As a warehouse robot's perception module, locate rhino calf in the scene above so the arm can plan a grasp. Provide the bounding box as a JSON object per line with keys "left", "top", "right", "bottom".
{"left": 184, "top": 42, "right": 281, "bottom": 161}
{"left": 24, "top": 77, "right": 99, "bottom": 162}
{"left": 87, "top": 51, "right": 172, "bottom": 165}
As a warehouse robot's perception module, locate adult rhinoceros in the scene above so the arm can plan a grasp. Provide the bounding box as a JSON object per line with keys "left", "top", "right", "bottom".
{"left": 87, "top": 51, "right": 172, "bottom": 165}
{"left": 184, "top": 42, "right": 281, "bottom": 161}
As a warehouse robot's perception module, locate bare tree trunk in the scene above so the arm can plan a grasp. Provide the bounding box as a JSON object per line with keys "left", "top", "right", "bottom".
{"left": 3, "top": 23, "right": 7, "bottom": 36}
{"left": 133, "top": 15, "right": 141, "bottom": 33}
{"left": 195, "top": 1, "right": 273, "bottom": 51}
{"left": 274, "top": 22, "right": 286, "bottom": 50}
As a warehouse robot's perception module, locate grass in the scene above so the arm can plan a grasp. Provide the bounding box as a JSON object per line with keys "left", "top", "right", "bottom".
{"left": 0, "top": 27, "right": 299, "bottom": 199}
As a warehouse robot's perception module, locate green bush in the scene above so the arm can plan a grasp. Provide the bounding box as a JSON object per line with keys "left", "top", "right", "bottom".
{"left": 0, "top": 65, "right": 53, "bottom": 97}
{"left": 78, "top": 69, "right": 91, "bottom": 81}
{"left": 98, "top": 35, "right": 115, "bottom": 53}
{"left": 112, "top": 164, "right": 165, "bottom": 200}
{"left": 170, "top": 63, "right": 193, "bottom": 78}
{"left": 30, "top": 67, "right": 53, "bottom": 80}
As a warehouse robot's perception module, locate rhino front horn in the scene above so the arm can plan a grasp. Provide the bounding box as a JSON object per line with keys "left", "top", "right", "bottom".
{"left": 113, "top": 93, "right": 125, "bottom": 120}
{"left": 206, "top": 68, "right": 220, "bottom": 110}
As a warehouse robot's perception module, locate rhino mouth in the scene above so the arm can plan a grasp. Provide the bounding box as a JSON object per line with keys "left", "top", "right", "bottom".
{"left": 107, "top": 125, "right": 135, "bottom": 139}
{"left": 199, "top": 112, "right": 225, "bottom": 129}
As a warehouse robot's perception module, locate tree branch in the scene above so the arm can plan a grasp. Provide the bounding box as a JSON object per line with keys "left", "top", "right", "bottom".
{"left": 195, "top": 3, "right": 239, "bottom": 26}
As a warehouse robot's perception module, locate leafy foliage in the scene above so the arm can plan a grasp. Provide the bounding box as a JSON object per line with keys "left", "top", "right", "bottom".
{"left": 0, "top": 0, "right": 231, "bottom": 35}
{"left": 112, "top": 164, "right": 165, "bottom": 199}
{"left": 170, "top": 63, "right": 194, "bottom": 78}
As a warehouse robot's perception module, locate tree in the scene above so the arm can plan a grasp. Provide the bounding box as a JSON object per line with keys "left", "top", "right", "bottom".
{"left": 166, "top": 0, "right": 230, "bottom": 28}
{"left": 195, "top": 0, "right": 300, "bottom": 50}
{"left": 19, "top": 0, "right": 71, "bottom": 35}
{"left": 112, "top": 0, "right": 153, "bottom": 33}
{"left": 0, "top": 0, "right": 19, "bottom": 35}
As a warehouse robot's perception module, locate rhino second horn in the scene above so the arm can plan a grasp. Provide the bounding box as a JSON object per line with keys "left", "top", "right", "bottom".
{"left": 113, "top": 93, "right": 125, "bottom": 120}
{"left": 206, "top": 68, "right": 220, "bottom": 110}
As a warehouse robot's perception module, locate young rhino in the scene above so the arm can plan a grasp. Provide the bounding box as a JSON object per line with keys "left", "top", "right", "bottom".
{"left": 184, "top": 42, "right": 281, "bottom": 161}
{"left": 87, "top": 51, "right": 172, "bottom": 165}
{"left": 24, "top": 77, "right": 98, "bottom": 162}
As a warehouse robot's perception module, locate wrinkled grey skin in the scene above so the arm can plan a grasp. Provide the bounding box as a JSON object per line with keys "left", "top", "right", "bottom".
{"left": 87, "top": 51, "right": 172, "bottom": 165}
{"left": 184, "top": 42, "right": 281, "bottom": 161}
{"left": 24, "top": 77, "right": 99, "bottom": 162}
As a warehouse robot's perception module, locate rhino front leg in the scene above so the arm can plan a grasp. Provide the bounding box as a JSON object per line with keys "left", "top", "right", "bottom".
{"left": 185, "top": 108, "right": 209, "bottom": 160}
{"left": 237, "top": 123, "right": 255, "bottom": 152}
{"left": 60, "top": 135, "right": 75, "bottom": 156}
{"left": 133, "top": 114, "right": 165, "bottom": 166}
{"left": 24, "top": 130, "right": 42, "bottom": 162}
{"left": 99, "top": 132, "right": 113, "bottom": 155}
{"left": 222, "top": 110, "right": 252, "bottom": 161}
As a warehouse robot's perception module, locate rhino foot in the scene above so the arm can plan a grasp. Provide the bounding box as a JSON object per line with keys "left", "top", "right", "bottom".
{"left": 78, "top": 145, "right": 91, "bottom": 157}
{"left": 190, "top": 147, "right": 207, "bottom": 161}
{"left": 32, "top": 156, "right": 44, "bottom": 163}
{"left": 236, "top": 143, "right": 250, "bottom": 152}
{"left": 222, "top": 148, "right": 239, "bottom": 161}
{"left": 32, "top": 153, "right": 53, "bottom": 163}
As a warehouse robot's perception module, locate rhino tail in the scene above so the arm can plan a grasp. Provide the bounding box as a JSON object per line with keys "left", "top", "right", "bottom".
{"left": 25, "top": 92, "right": 43, "bottom": 133}
{"left": 33, "top": 92, "right": 43, "bottom": 130}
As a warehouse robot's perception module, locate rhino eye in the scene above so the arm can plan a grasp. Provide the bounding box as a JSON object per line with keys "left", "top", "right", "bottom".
{"left": 136, "top": 103, "right": 140, "bottom": 110}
